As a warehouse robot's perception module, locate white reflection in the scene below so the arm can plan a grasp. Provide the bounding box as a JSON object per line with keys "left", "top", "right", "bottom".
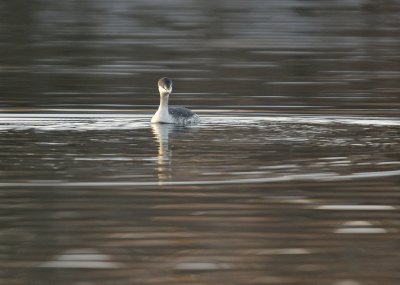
{"left": 151, "top": 124, "right": 175, "bottom": 183}
{"left": 335, "top": 228, "right": 387, "bottom": 234}
{"left": 0, "top": 114, "right": 149, "bottom": 131}
{"left": 316, "top": 205, "right": 395, "bottom": 210}
{"left": 1, "top": 114, "right": 400, "bottom": 131}
{"left": 1, "top": 169, "right": 399, "bottom": 187}
{"left": 334, "top": 220, "right": 388, "bottom": 234}
{"left": 175, "top": 262, "right": 231, "bottom": 271}
{"left": 39, "top": 249, "right": 121, "bottom": 269}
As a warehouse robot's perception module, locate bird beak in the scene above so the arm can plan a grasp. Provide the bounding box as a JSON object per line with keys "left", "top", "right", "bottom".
{"left": 164, "top": 85, "right": 172, "bottom": 94}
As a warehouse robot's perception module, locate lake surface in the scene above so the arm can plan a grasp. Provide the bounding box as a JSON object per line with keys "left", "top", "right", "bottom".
{"left": 1, "top": 1, "right": 400, "bottom": 285}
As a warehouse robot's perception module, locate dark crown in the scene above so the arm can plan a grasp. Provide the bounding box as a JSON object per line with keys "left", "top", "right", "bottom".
{"left": 158, "top": 77, "right": 172, "bottom": 90}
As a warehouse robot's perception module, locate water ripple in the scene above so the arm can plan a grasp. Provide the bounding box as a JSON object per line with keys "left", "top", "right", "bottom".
{"left": 0, "top": 113, "right": 399, "bottom": 131}
{"left": 1, "top": 169, "right": 399, "bottom": 187}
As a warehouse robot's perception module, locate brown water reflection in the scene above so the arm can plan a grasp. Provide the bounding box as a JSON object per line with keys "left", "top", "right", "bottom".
{"left": 1, "top": 114, "right": 399, "bottom": 285}
{"left": 2, "top": 180, "right": 400, "bottom": 284}
{"left": 1, "top": 0, "right": 400, "bottom": 285}
{"left": 1, "top": 0, "right": 400, "bottom": 114}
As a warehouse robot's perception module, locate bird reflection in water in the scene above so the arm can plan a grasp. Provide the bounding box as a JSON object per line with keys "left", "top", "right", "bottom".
{"left": 151, "top": 124, "right": 175, "bottom": 182}
{"left": 151, "top": 124, "right": 198, "bottom": 183}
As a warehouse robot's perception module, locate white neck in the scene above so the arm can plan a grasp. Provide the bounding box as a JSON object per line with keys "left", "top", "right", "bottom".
{"left": 151, "top": 89, "right": 172, "bottom": 123}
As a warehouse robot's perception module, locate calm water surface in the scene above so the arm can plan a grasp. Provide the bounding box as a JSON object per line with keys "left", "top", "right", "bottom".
{"left": 1, "top": 1, "right": 400, "bottom": 285}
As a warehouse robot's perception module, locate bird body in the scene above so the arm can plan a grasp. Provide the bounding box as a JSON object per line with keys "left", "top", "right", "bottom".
{"left": 151, "top": 77, "right": 200, "bottom": 125}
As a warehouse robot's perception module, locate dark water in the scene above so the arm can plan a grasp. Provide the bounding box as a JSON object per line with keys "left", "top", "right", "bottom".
{"left": 1, "top": 1, "right": 400, "bottom": 285}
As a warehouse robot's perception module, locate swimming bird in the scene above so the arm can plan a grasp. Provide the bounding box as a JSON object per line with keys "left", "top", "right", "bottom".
{"left": 151, "top": 77, "right": 200, "bottom": 125}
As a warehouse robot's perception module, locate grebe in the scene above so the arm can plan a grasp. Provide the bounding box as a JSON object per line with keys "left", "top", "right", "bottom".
{"left": 151, "top": 77, "right": 200, "bottom": 125}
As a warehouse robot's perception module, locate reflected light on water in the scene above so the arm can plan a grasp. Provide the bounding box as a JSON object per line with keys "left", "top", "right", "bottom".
{"left": 40, "top": 249, "right": 122, "bottom": 269}
{"left": 316, "top": 205, "right": 396, "bottom": 211}
{"left": 335, "top": 221, "right": 389, "bottom": 234}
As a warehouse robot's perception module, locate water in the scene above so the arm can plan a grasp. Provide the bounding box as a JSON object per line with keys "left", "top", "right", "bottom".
{"left": 1, "top": 1, "right": 400, "bottom": 285}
